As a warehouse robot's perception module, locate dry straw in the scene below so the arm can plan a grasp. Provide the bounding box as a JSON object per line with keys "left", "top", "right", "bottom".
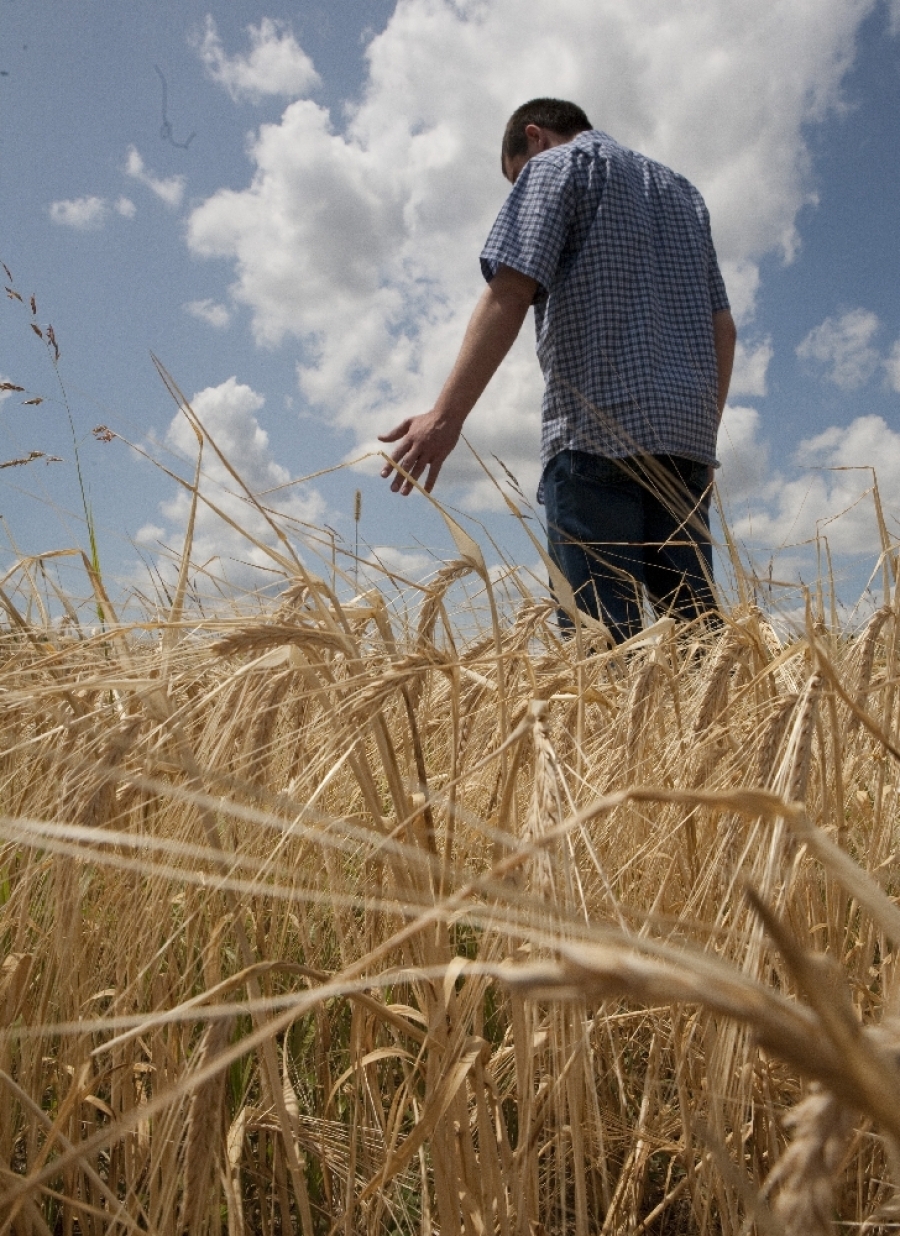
{"left": 1, "top": 396, "right": 900, "bottom": 1234}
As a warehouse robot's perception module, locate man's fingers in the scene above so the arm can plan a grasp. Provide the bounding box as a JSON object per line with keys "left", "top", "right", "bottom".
{"left": 378, "top": 419, "right": 411, "bottom": 444}
{"left": 388, "top": 451, "right": 414, "bottom": 492}
{"left": 387, "top": 450, "right": 435, "bottom": 496}
{"left": 380, "top": 436, "right": 411, "bottom": 479}
{"left": 378, "top": 411, "right": 451, "bottom": 494}
{"left": 391, "top": 455, "right": 425, "bottom": 495}
{"left": 405, "top": 461, "right": 429, "bottom": 495}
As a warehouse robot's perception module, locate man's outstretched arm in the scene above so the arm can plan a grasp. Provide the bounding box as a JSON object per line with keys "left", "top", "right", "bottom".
{"left": 379, "top": 265, "right": 538, "bottom": 495}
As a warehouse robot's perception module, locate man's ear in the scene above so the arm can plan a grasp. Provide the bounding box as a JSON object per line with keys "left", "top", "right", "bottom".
{"left": 524, "top": 123, "right": 543, "bottom": 147}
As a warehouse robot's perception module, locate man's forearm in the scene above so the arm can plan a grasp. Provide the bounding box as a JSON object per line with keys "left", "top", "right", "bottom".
{"left": 379, "top": 264, "right": 537, "bottom": 494}
{"left": 713, "top": 309, "right": 737, "bottom": 416}
{"left": 432, "top": 270, "right": 534, "bottom": 428}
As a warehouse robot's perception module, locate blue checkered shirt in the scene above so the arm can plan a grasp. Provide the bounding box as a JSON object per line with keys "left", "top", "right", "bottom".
{"left": 480, "top": 130, "right": 730, "bottom": 497}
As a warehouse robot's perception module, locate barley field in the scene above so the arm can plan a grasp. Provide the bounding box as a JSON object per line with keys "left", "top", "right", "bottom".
{"left": 2, "top": 457, "right": 900, "bottom": 1235}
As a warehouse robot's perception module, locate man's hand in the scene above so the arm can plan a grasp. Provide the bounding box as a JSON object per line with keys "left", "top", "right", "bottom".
{"left": 378, "top": 409, "right": 463, "bottom": 496}
{"left": 378, "top": 265, "right": 537, "bottom": 497}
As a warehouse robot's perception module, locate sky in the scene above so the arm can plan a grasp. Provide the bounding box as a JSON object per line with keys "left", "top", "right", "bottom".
{"left": 2, "top": 0, "right": 900, "bottom": 617}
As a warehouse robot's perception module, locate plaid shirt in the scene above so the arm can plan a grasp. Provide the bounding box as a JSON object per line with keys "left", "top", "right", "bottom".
{"left": 480, "top": 130, "right": 730, "bottom": 494}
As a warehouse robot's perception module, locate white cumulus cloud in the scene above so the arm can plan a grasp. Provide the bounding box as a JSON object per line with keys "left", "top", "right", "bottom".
{"left": 134, "top": 523, "right": 166, "bottom": 546}
{"left": 730, "top": 338, "right": 773, "bottom": 398}
{"left": 796, "top": 308, "right": 881, "bottom": 389}
{"left": 884, "top": 337, "right": 900, "bottom": 392}
{"left": 187, "top": 0, "right": 876, "bottom": 507}
{"left": 193, "top": 15, "right": 320, "bottom": 103}
{"left": 115, "top": 196, "right": 137, "bottom": 219}
{"left": 722, "top": 413, "right": 900, "bottom": 563}
{"left": 717, "top": 404, "right": 772, "bottom": 510}
{"left": 362, "top": 546, "right": 433, "bottom": 585}
{"left": 125, "top": 147, "right": 185, "bottom": 208}
{"left": 156, "top": 376, "right": 325, "bottom": 589}
{"left": 48, "top": 196, "right": 109, "bottom": 230}
{"left": 184, "top": 299, "right": 231, "bottom": 329}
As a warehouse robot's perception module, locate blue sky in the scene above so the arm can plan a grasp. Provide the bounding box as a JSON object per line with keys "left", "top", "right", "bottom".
{"left": 2, "top": 0, "right": 900, "bottom": 614}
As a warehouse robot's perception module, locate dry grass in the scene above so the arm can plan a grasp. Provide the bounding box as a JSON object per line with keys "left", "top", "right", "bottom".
{"left": 2, "top": 455, "right": 900, "bottom": 1234}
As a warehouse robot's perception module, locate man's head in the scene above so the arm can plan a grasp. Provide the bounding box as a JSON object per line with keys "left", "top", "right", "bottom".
{"left": 501, "top": 98, "right": 592, "bottom": 182}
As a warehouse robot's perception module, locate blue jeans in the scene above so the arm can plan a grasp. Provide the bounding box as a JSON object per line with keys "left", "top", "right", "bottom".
{"left": 542, "top": 450, "right": 716, "bottom": 643}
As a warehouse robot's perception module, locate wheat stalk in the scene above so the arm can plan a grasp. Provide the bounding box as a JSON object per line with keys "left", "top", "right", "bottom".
{"left": 3, "top": 456, "right": 900, "bottom": 1233}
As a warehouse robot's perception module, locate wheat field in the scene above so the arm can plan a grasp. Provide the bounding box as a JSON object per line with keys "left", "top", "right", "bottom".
{"left": 2, "top": 447, "right": 900, "bottom": 1236}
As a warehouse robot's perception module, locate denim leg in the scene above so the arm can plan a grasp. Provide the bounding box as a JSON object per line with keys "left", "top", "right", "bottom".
{"left": 542, "top": 450, "right": 646, "bottom": 642}
{"left": 641, "top": 456, "right": 717, "bottom": 622}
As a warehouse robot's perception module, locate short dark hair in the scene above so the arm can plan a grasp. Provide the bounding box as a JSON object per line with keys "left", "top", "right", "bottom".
{"left": 502, "top": 98, "right": 592, "bottom": 168}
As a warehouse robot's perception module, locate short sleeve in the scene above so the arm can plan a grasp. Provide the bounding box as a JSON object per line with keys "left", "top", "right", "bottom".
{"left": 479, "top": 152, "right": 580, "bottom": 294}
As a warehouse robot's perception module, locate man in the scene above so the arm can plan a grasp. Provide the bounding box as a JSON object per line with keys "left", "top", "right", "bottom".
{"left": 380, "top": 98, "right": 736, "bottom": 642}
